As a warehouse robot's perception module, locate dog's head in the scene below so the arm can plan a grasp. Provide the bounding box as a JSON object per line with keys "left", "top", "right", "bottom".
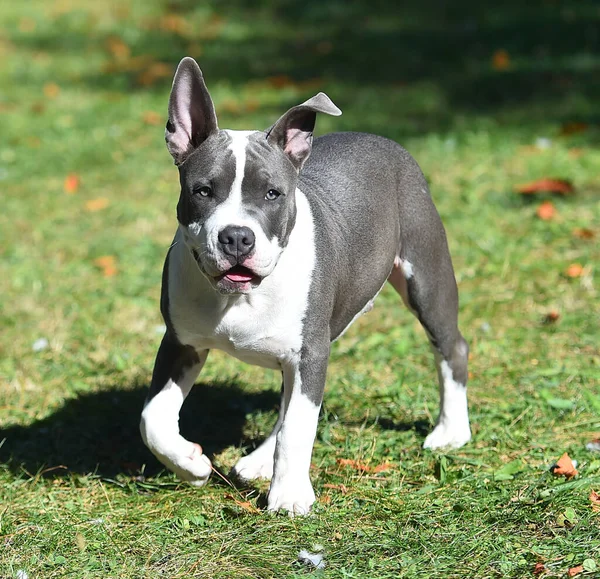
{"left": 165, "top": 57, "right": 341, "bottom": 294}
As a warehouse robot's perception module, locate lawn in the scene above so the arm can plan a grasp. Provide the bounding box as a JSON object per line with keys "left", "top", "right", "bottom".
{"left": 1, "top": 1, "right": 599, "bottom": 577}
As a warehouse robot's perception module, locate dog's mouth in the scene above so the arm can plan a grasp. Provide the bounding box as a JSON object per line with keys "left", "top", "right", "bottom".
{"left": 217, "top": 265, "right": 258, "bottom": 284}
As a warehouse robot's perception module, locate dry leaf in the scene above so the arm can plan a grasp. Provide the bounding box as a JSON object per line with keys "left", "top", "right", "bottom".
{"left": 492, "top": 49, "right": 510, "bottom": 70}
{"left": 551, "top": 452, "right": 578, "bottom": 479}
{"left": 567, "top": 565, "right": 583, "bottom": 577}
{"left": 568, "top": 148, "right": 584, "bottom": 158}
{"left": 565, "top": 263, "right": 584, "bottom": 278}
{"left": 323, "top": 483, "right": 348, "bottom": 494}
{"left": 136, "top": 61, "right": 171, "bottom": 87}
{"left": 536, "top": 201, "right": 556, "bottom": 220}
{"left": 372, "top": 463, "right": 392, "bottom": 473}
{"left": 223, "top": 493, "right": 258, "bottom": 513}
{"left": 44, "top": 82, "right": 60, "bottom": 99}
{"left": 142, "top": 111, "right": 162, "bottom": 125}
{"left": 572, "top": 227, "right": 595, "bottom": 240}
{"left": 19, "top": 17, "right": 36, "bottom": 32}
{"left": 515, "top": 178, "right": 574, "bottom": 195}
{"left": 106, "top": 36, "right": 131, "bottom": 61}
{"left": 64, "top": 173, "right": 80, "bottom": 194}
{"left": 85, "top": 198, "right": 110, "bottom": 212}
{"left": 336, "top": 458, "right": 370, "bottom": 472}
{"left": 560, "top": 122, "right": 588, "bottom": 136}
{"left": 533, "top": 562, "right": 545, "bottom": 575}
{"left": 590, "top": 490, "right": 600, "bottom": 512}
{"left": 318, "top": 494, "right": 332, "bottom": 504}
{"left": 542, "top": 310, "right": 560, "bottom": 324}
{"left": 94, "top": 255, "right": 117, "bottom": 277}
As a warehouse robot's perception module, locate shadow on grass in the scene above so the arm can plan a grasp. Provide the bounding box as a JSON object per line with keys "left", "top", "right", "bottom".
{"left": 0, "top": 380, "right": 280, "bottom": 480}
{"left": 10, "top": 0, "right": 600, "bottom": 133}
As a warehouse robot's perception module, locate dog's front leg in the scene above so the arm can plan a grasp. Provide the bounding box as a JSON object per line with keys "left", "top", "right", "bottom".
{"left": 267, "top": 345, "right": 328, "bottom": 515}
{"left": 140, "top": 334, "right": 212, "bottom": 486}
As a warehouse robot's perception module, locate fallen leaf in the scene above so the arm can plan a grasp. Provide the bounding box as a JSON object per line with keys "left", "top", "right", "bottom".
{"left": 565, "top": 263, "right": 584, "bottom": 278}
{"left": 106, "top": 36, "right": 131, "bottom": 61}
{"left": 337, "top": 458, "right": 370, "bottom": 472}
{"left": 551, "top": 452, "right": 578, "bottom": 479}
{"left": 85, "top": 198, "right": 110, "bottom": 212}
{"left": 223, "top": 493, "right": 259, "bottom": 513}
{"left": 533, "top": 562, "right": 545, "bottom": 575}
{"left": 567, "top": 565, "right": 583, "bottom": 577}
{"left": 43, "top": 82, "right": 60, "bottom": 99}
{"left": 323, "top": 483, "right": 348, "bottom": 494}
{"left": 536, "top": 201, "right": 556, "bottom": 220}
{"left": 492, "top": 49, "right": 510, "bottom": 70}
{"left": 560, "top": 122, "right": 588, "bottom": 136}
{"left": 568, "top": 148, "right": 584, "bottom": 158}
{"left": 515, "top": 178, "right": 574, "bottom": 195}
{"left": 136, "top": 61, "right": 171, "bottom": 87}
{"left": 142, "top": 111, "right": 162, "bottom": 125}
{"left": 590, "top": 490, "right": 600, "bottom": 512}
{"left": 19, "top": 17, "right": 36, "bottom": 32}
{"left": 372, "top": 463, "right": 392, "bottom": 473}
{"left": 64, "top": 173, "right": 80, "bottom": 194}
{"left": 542, "top": 310, "right": 560, "bottom": 324}
{"left": 94, "top": 255, "right": 117, "bottom": 277}
{"left": 268, "top": 75, "right": 296, "bottom": 89}
{"left": 572, "top": 227, "right": 595, "bottom": 240}
{"left": 318, "top": 494, "right": 332, "bottom": 504}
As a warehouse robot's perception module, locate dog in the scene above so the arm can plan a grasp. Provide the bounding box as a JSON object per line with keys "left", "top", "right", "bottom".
{"left": 140, "top": 57, "right": 471, "bottom": 515}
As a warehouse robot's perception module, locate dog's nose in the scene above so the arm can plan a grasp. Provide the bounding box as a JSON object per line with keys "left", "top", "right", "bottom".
{"left": 218, "top": 225, "right": 255, "bottom": 258}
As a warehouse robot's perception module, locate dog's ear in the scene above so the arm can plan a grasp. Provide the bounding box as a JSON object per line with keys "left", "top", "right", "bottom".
{"left": 165, "top": 57, "right": 218, "bottom": 164}
{"left": 266, "top": 93, "right": 341, "bottom": 170}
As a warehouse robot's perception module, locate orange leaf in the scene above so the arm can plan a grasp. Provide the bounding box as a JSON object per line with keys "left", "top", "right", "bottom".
{"left": 142, "top": 111, "right": 162, "bottom": 125}
{"left": 323, "top": 483, "right": 348, "bottom": 494}
{"left": 565, "top": 263, "right": 584, "bottom": 278}
{"left": 551, "top": 452, "right": 578, "bottom": 479}
{"left": 372, "top": 463, "right": 393, "bottom": 473}
{"left": 43, "top": 82, "right": 60, "bottom": 99}
{"left": 64, "top": 173, "right": 80, "bottom": 194}
{"left": 560, "top": 122, "right": 588, "bottom": 136}
{"left": 106, "top": 36, "right": 131, "bottom": 61}
{"left": 336, "top": 458, "right": 370, "bottom": 472}
{"left": 567, "top": 565, "right": 583, "bottom": 577}
{"left": 572, "top": 227, "right": 595, "bottom": 240}
{"left": 515, "top": 178, "right": 574, "bottom": 195}
{"left": 492, "top": 49, "right": 510, "bottom": 71}
{"left": 223, "top": 493, "right": 258, "bottom": 513}
{"left": 536, "top": 201, "right": 556, "bottom": 220}
{"left": 85, "top": 198, "right": 110, "bottom": 212}
{"left": 533, "top": 562, "right": 545, "bottom": 575}
{"left": 542, "top": 310, "right": 560, "bottom": 324}
{"left": 590, "top": 490, "right": 600, "bottom": 512}
{"left": 93, "top": 255, "right": 117, "bottom": 277}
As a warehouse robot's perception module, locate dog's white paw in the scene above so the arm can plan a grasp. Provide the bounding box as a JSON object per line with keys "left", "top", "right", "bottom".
{"left": 168, "top": 442, "right": 213, "bottom": 487}
{"left": 423, "top": 423, "right": 471, "bottom": 450}
{"left": 232, "top": 448, "right": 274, "bottom": 482}
{"left": 267, "top": 476, "right": 315, "bottom": 516}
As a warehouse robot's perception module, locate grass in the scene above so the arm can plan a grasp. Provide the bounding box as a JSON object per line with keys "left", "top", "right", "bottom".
{"left": 1, "top": 0, "right": 599, "bottom": 577}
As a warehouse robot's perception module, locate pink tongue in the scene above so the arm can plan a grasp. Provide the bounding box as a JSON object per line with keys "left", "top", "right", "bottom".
{"left": 226, "top": 271, "right": 254, "bottom": 283}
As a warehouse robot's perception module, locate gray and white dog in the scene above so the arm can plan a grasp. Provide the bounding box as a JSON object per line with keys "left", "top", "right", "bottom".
{"left": 140, "top": 57, "right": 471, "bottom": 515}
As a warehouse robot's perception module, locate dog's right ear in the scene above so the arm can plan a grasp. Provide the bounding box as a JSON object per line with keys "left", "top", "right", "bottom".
{"left": 165, "top": 57, "right": 218, "bottom": 165}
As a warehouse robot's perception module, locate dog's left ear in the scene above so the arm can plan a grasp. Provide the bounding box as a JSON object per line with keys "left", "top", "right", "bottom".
{"left": 267, "top": 93, "right": 341, "bottom": 170}
{"left": 166, "top": 57, "right": 218, "bottom": 165}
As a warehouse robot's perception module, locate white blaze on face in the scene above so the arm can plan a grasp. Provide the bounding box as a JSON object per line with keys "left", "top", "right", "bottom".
{"left": 187, "top": 130, "right": 284, "bottom": 278}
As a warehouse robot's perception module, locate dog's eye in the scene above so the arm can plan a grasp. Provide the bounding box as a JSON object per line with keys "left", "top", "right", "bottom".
{"left": 193, "top": 185, "right": 212, "bottom": 197}
{"left": 265, "top": 189, "right": 281, "bottom": 201}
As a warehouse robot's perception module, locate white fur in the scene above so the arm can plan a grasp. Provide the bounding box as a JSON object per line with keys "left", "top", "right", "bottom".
{"left": 170, "top": 187, "right": 316, "bottom": 370}
{"left": 423, "top": 358, "right": 471, "bottom": 449}
{"left": 267, "top": 366, "right": 320, "bottom": 515}
{"left": 400, "top": 259, "right": 414, "bottom": 280}
{"left": 140, "top": 352, "right": 213, "bottom": 485}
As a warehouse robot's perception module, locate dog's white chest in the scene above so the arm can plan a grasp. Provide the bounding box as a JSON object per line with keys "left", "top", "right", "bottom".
{"left": 168, "top": 189, "right": 315, "bottom": 370}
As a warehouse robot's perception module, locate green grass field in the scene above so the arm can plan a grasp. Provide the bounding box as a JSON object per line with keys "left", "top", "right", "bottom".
{"left": 1, "top": 1, "right": 599, "bottom": 577}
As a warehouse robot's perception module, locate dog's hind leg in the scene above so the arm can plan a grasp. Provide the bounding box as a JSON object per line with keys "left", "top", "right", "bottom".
{"left": 140, "top": 334, "right": 212, "bottom": 485}
{"left": 389, "top": 235, "right": 471, "bottom": 450}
